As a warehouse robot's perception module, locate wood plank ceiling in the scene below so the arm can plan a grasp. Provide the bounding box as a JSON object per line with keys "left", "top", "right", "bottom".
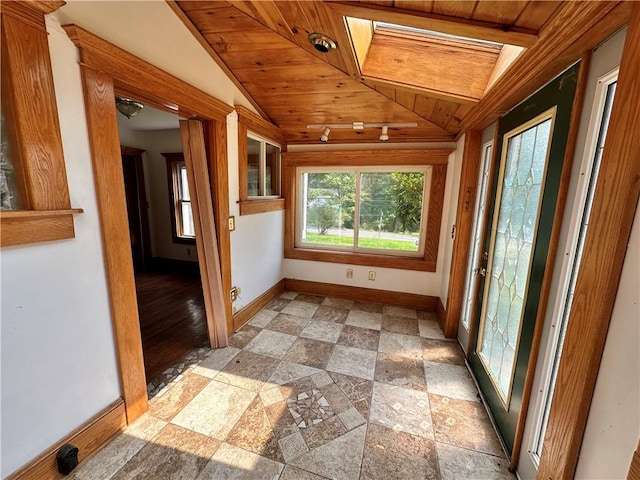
{"left": 174, "top": 1, "right": 563, "bottom": 144}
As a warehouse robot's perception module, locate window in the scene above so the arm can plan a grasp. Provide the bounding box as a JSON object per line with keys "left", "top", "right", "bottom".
{"left": 297, "top": 167, "right": 431, "bottom": 256}
{"left": 236, "top": 105, "right": 285, "bottom": 216}
{"left": 164, "top": 153, "right": 195, "bottom": 242}
{"left": 247, "top": 133, "right": 281, "bottom": 198}
{"left": 284, "top": 149, "right": 450, "bottom": 272}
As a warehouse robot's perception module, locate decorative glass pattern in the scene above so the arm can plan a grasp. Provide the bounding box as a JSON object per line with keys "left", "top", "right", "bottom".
{"left": 478, "top": 116, "right": 553, "bottom": 403}
{"left": 0, "top": 109, "right": 20, "bottom": 210}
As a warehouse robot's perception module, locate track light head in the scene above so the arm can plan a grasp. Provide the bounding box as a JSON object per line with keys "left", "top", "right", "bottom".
{"left": 379, "top": 125, "right": 389, "bottom": 142}
{"left": 320, "top": 127, "right": 331, "bottom": 143}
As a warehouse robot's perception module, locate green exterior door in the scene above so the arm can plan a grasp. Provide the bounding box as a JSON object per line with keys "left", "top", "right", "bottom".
{"left": 469, "top": 63, "right": 580, "bottom": 456}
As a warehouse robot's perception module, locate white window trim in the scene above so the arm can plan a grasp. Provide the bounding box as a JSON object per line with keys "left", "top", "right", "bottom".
{"left": 247, "top": 131, "right": 281, "bottom": 199}
{"left": 295, "top": 165, "right": 432, "bottom": 258}
{"left": 172, "top": 160, "right": 195, "bottom": 240}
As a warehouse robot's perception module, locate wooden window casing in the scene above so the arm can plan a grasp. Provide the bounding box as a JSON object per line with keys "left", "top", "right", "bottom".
{"left": 163, "top": 153, "right": 196, "bottom": 245}
{"left": 284, "top": 149, "right": 451, "bottom": 272}
{"left": 0, "top": 2, "right": 82, "bottom": 248}
{"left": 236, "top": 105, "right": 285, "bottom": 216}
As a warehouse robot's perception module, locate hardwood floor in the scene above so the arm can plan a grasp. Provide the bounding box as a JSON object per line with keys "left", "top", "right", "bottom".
{"left": 135, "top": 272, "right": 208, "bottom": 383}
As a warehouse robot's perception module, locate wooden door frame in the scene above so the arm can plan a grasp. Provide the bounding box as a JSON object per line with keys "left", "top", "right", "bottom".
{"left": 64, "top": 24, "right": 234, "bottom": 423}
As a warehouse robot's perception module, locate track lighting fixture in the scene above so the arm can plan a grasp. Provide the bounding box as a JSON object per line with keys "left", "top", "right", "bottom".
{"left": 320, "top": 127, "right": 331, "bottom": 143}
{"left": 379, "top": 125, "right": 389, "bottom": 142}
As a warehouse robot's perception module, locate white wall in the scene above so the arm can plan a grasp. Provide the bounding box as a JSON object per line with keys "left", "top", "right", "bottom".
{"left": 0, "top": 20, "right": 121, "bottom": 477}
{"left": 117, "top": 119, "right": 197, "bottom": 263}
{"left": 283, "top": 140, "right": 465, "bottom": 299}
{"left": 226, "top": 112, "right": 285, "bottom": 312}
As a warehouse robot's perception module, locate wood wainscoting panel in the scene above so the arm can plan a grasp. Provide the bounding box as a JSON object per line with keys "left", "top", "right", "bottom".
{"left": 629, "top": 440, "right": 640, "bottom": 480}
{"left": 232, "top": 279, "right": 286, "bottom": 332}
{"left": 7, "top": 399, "right": 126, "bottom": 480}
{"left": 284, "top": 278, "right": 438, "bottom": 311}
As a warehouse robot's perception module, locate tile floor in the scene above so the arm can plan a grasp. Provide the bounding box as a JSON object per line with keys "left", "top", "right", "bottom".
{"left": 73, "top": 292, "right": 515, "bottom": 480}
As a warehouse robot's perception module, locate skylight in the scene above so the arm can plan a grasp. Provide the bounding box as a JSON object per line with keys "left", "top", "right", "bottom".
{"left": 374, "top": 21, "right": 503, "bottom": 48}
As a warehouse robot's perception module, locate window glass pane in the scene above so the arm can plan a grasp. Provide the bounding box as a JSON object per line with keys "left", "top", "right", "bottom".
{"left": 247, "top": 137, "right": 261, "bottom": 196}
{"left": 358, "top": 172, "right": 424, "bottom": 252}
{"left": 301, "top": 172, "right": 355, "bottom": 247}
{"left": 179, "top": 164, "right": 190, "bottom": 201}
{"left": 265, "top": 143, "right": 280, "bottom": 196}
{"left": 0, "top": 108, "right": 20, "bottom": 210}
{"left": 181, "top": 202, "right": 195, "bottom": 237}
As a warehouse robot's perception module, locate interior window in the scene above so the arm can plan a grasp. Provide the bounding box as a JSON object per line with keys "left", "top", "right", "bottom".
{"left": 247, "top": 133, "right": 281, "bottom": 198}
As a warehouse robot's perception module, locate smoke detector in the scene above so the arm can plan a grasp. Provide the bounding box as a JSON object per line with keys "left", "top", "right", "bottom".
{"left": 308, "top": 33, "right": 337, "bottom": 53}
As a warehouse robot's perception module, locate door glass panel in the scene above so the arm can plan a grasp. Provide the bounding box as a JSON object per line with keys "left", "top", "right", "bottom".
{"left": 478, "top": 114, "right": 554, "bottom": 404}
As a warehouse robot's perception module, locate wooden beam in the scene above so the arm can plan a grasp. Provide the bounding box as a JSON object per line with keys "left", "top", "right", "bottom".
{"left": 325, "top": 1, "right": 538, "bottom": 48}
{"left": 165, "top": 0, "right": 269, "bottom": 119}
{"left": 180, "top": 120, "right": 229, "bottom": 348}
{"left": 79, "top": 66, "right": 148, "bottom": 423}
{"left": 443, "top": 130, "right": 482, "bottom": 338}
{"left": 537, "top": 4, "right": 640, "bottom": 478}
{"left": 463, "top": 1, "right": 630, "bottom": 130}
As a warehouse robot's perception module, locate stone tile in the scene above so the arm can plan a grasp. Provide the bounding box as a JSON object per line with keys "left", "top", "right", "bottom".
{"left": 436, "top": 443, "right": 514, "bottom": 480}
{"left": 422, "top": 339, "right": 466, "bottom": 366}
{"left": 424, "top": 361, "right": 480, "bottom": 402}
{"left": 361, "top": 423, "right": 441, "bottom": 480}
{"left": 381, "top": 315, "right": 420, "bottom": 336}
{"left": 264, "top": 313, "right": 310, "bottom": 336}
{"left": 192, "top": 346, "right": 240, "bottom": 379}
{"left": 352, "top": 301, "right": 384, "bottom": 313}
{"left": 300, "top": 320, "right": 343, "bottom": 343}
{"left": 172, "top": 380, "right": 255, "bottom": 440}
{"left": 375, "top": 352, "right": 427, "bottom": 392}
{"left": 378, "top": 332, "right": 423, "bottom": 360}
{"left": 419, "top": 319, "right": 446, "bottom": 339}
{"left": 148, "top": 372, "right": 210, "bottom": 421}
{"left": 228, "top": 325, "right": 262, "bottom": 349}
{"left": 226, "top": 397, "right": 284, "bottom": 462}
{"left": 338, "top": 407, "right": 366, "bottom": 431}
{"left": 320, "top": 383, "right": 354, "bottom": 414}
{"left": 73, "top": 415, "right": 167, "bottom": 480}
{"left": 417, "top": 310, "right": 438, "bottom": 321}
{"left": 249, "top": 309, "right": 279, "bottom": 328}
{"left": 301, "top": 415, "right": 347, "bottom": 449}
{"left": 286, "top": 388, "right": 335, "bottom": 428}
{"left": 312, "top": 305, "right": 350, "bottom": 324}
{"left": 311, "top": 371, "right": 333, "bottom": 388}
{"left": 279, "top": 376, "right": 318, "bottom": 402}
{"left": 280, "top": 466, "right": 329, "bottom": 480}
{"left": 266, "top": 297, "right": 292, "bottom": 312}
{"left": 383, "top": 305, "right": 418, "bottom": 318}
{"left": 216, "top": 350, "right": 280, "bottom": 391}
{"left": 260, "top": 386, "right": 284, "bottom": 407}
{"left": 345, "top": 310, "right": 383, "bottom": 331}
{"left": 282, "top": 300, "right": 320, "bottom": 318}
{"left": 197, "top": 442, "right": 284, "bottom": 479}
{"left": 267, "top": 361, "right": 322, "bottom": 387}
{"left": 284, "top": 338, "right": 335, "bottom": 369}
{"left": 321, "top": 297, "right": 354, "bottom": 309}
{"left": 326, "top": 344, "right": 377, "bottom": 380}
{"left": 295, "top": 293, "right": 326, "bottom": 304}
{"left": 430, "top": 394, "right": 504, "bottom": 457}
{"left": 289, "top": 425, "right": 367, "bottom": 480}
{"left": 279, "top": 431, "right": 309, "bottom": 463}
{"left": 370, "top": 382, "right": 434, "bottom": 439}
{"left": 265, "top": 400, "right": 298, "bottom": 440}
{"left": 111, "top": 424, "right": 219, "bottom": 480}
{"left": 280, "top": 291, "right": 298, "bottom": 300}
{"left": 244, "top": 329, "right": 297, "bottom": 359}
{"left": 336, "top": 325, "right": 380, "bottom": 351}
{"left": 328, "top": 372, "right": 374, "bottom": 419}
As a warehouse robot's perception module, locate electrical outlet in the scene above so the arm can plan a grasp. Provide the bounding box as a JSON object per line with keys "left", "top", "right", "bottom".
{"left": 230, "top": 286, "right": 239, "bottom": 302}
{"left": 368, "top": 271, "right": 376, "bottom": 281}
{"left": 186, "top": 248, "right": 192, "bottom": 256}
{"left": 228, "top": 216, "right": 236, "bottom": 231}
{"left": 346, "top": 269, "right": 353, "bottom": 278}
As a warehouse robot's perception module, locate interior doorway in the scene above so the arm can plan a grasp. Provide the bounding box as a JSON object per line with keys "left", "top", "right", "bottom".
{"left": 116, "top": 101, "right": 208, "bottom": 394}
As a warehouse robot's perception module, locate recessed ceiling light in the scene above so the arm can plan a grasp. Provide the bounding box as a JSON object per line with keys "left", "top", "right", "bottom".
{"left": 308, "top": 33, "right": 337, "bottom": 53}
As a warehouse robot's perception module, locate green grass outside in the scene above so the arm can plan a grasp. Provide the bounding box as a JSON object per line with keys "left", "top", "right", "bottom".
{"left": 304, "top": 232, "right": 418, "bottom": 252}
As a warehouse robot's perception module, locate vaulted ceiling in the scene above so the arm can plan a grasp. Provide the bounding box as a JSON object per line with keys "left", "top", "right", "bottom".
{"left": 172, "top": 1, "right": 564, "bottom": 144}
